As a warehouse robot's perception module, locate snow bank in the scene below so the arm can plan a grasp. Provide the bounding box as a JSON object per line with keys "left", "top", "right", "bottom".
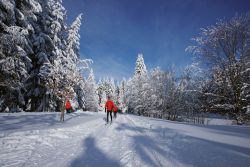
{"left": 204, "top": 118, "right": 236, "bottom": 125}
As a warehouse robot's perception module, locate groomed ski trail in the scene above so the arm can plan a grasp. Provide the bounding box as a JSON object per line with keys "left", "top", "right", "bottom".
{"left": 1, "top": 112, "right": 250, "bottom": 167}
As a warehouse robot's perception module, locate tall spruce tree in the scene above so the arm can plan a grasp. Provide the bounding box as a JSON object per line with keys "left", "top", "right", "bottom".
{"left": 126, "top": 53, "right": 153, "bottom": 115}
{"left": 0, "top": 0, "right": 34, "bottom": 112}
{"left": 84, "top": 69, "right": 98, "bottom": 112}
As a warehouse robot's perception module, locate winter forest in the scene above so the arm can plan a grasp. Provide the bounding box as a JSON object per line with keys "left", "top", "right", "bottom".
{"left": 0, "top": 0, "right": 250, "bottom": 125}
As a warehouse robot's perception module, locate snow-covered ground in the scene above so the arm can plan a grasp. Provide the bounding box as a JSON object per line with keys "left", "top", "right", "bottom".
{"left": 0, "top": 111, "right": 250, "bottom": 167}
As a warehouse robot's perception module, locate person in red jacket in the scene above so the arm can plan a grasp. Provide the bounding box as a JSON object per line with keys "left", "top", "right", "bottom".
{"left": 65, "top": 99, "right": 72, "bottom": 114}
{"left": 105, "top": 96, "right": 114, "bottom": 123}
{"left": 113, "top": 105, "right": 118, "bottom": 119}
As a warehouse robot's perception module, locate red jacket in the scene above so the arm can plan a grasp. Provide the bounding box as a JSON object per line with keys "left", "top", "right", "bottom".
{"left": 105, "top": 100, "right": 114, "bottom": 111}
{"left": 65, "top": 100, "right": 72, "bottom": 109}
{"left": 113, "top": 105, "right": 118, "bottom": 112}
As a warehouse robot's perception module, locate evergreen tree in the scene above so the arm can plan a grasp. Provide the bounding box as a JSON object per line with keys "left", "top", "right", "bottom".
{"left": 126, "top": 53, "right": 153, "bottom": 115}
{"left": 118, "top": 79, "right": 127, "bottom": 112}
{"left": 0, "top": 0, "right": 34, "bottom": 112}
{"left": 24, "top": 0, "right": 57, "bottom": 112}
{"left": 41, "top": 0, "right": 68, "bottom": 111}
{"left": 134, "top": 53, "right": 147, "bottom": 76}
{"left": 84, "top": 69, "right": 98, "bottom": 112}
{"left": 97, "top": 79, "right": 104, "bottom": 106}
{"left": 0, "top": 0, "right": 94, "bottom": 113}
{"left": 150, "top": 67, "right": 167, "bottom": 116}
{"left": 50, "top": 13, "right": 86, "bottom": 110}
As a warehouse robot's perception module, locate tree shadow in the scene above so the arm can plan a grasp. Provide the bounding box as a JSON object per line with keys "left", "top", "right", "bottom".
{"left": 192, "top": 124, "right": 250, "bottom": 138}
{"left": 116, "top": 121, "right": 250, "bottom": 167}
{"left": 0, "top": 114, "right": 59, "bottom": 132}
{"left": 166, "top": 133, "right": 250, "bottom": 167}
{"left": 70, "top": 136, "right": 122, "bottom": 167}
{"left": 146, "top": 116, "right": 250, "bottom": 138}
{"left": 0, "top": 112, "right": 94, "bottom": 133}
{"left": 116, "top": 123, "right": 146, "bottom": 134}
{"left": 116, "top": 122, "right": 180, "bottom": 166}
{"left": 64, "top": 112, "right": 89, "bottom": 122}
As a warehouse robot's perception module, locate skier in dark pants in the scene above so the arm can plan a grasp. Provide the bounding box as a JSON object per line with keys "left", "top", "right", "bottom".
{"left": 105, "top": 97, "right": 114, "bottom": 123}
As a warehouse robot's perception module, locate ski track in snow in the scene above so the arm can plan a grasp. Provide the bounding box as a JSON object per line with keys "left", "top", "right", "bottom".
{"left": 0, "top": 112, "right": 250, "bottom": 167}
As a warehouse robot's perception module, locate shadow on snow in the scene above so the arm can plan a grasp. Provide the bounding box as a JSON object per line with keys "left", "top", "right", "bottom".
{"left": 0, "top": 112, "right": 90, "bottom": 132}
{"left": 70, "top": 136, "right": 122, "bottom": 167}
{"left": 116, "top": 121, "right": 250, "bottom": 167}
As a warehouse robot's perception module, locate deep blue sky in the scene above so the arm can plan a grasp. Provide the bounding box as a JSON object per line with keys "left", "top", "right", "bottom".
{"left": 63, "top": 0, "right": 250, "bottom": 80}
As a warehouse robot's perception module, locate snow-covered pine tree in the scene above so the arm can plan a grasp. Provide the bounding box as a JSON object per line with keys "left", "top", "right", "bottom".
{"left": 63, "top": 13, "right": 84, "bottom": 109}
{"left": 134, "top": 53, "right": 147, "bottom": 76}
{"left": 0, "top": 0, "right": 34, "bottom": 112}
{"left": 150, "top": 67, "right": 167, "bottom": 117}
{"left": 126, "top": 53, "right": 153, "bottom": 115}
{"left": 100, "top": 90, "right": 107, "bottom": 109}
{"left": 74, "top": 58, "right": 92, "bottom": 110}
{"left": 96, "top": 77, "right": 119, "bottom": 111}
{"left": 45, "top": 8, "right": 93, "bottom": 111}
{"left": 109, "top": 77, "right": 116, "bottom": 100}
{"left": 101, "top": 77, "right": 115, "bottom": 100}
{"left": 51, "top": 10, "right": 92, "bottom": 111}
{"left": 41, "top": 0, "right": 68, "bottom": 112}
{"left": 124, "top": 77, "right": 135, "bottom": 113}
{"left": 23, "top": 0, "right": 58, "bottom": 112}
{"left": 84, "top": 69, "right": 98, "bottom": 112}
{"left": 115, "top": 85, "right": 120, "bottom": 108}
{"left": 67, "top": 14, "right": 82, "bottom": 59}
{"left": 164, "top": 71, "right": 178, "bottom": 119}
{"left": 0, "top": 0, "right": 93, "bottom": 113}
{"left": 96, "top": 78, "right": 110, "bottom": 110}
{"left": 118, "top": 78, "right": 127, "bottom": 112}
{"left": 97, "top": 79, "right": 104, "bottom": 106}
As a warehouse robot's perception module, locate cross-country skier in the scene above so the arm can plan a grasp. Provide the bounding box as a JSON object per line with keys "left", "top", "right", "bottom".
{"left": 105, "top": 96, "right": 115, "bottom": 123}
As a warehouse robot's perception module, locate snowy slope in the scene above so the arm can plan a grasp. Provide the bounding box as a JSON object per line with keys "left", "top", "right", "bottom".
{"left": 0, "top": 112, "right": 250, "bottom": 167}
